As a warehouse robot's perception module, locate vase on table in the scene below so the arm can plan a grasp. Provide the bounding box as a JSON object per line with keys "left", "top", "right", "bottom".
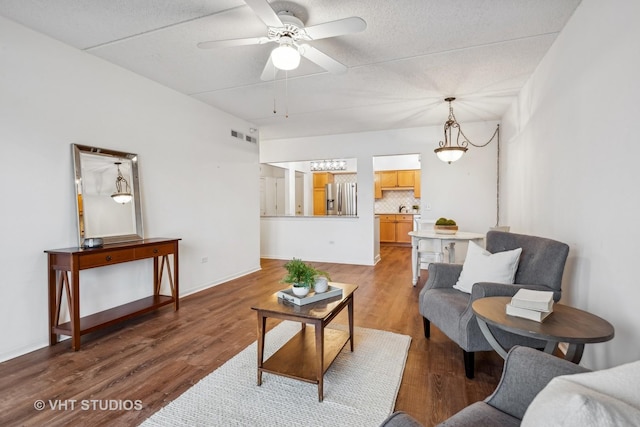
{"left": 314, "top": 277, "right": 329, "bottom": 293}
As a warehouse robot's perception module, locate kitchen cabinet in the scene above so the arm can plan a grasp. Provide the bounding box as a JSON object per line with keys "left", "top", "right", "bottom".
{"left": 397, "top": 170, "right": 415, "bottom": 187}
{"left": 379, "top": 171, "right": 398, "bottom": 188}
{"left": 379, "top": 215, "right": 397, "bottom": 242}
{"left": 413, "top": 170, "right": 421, "bottom": 198}
{"left": 374, "top": 172, "right": 382, "bottom": 199}
{"left": 379, "top": 214, "right": 414, "bottom": 243}
{"left": 313, "top": 172, "right": 334, "bottom": 188}
{"left": 396, "top": 215, "right": 413, "bottom": 243}
{"left": 374, "top": 169, "right": 420, "bottom": 198}
{"left": 313, "top": 172, "right": 334, "bottom": 215}
{"left": 313, "top": 188, "right": 326, "bottom": 215}
{"left": 377, "top": 169, "right": 420, "bottom": 190}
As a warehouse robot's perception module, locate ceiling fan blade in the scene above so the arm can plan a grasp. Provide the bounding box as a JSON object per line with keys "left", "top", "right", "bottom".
{"left": 304, "top": 17, "right": 367, "bottom": 40}
{"left": 260, "top": 55, "right": 279, "bottom": 81}
{"left": 197, "top": 36, "right": 270, "bottom": 49}
{"left": 299, "top": 45, "right": 347, "bottom": 74}
{"left": 244, "top": 0, "right": 283, "bottom": 28}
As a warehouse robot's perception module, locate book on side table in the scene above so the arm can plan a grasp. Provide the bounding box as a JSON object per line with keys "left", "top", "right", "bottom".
{"left": 506, "top": 289, "right": 554, "bottom": 322}
{"left": 511, "top": 289, "right": 554, "bottom": 311}
{"left": 506, "top": 303, "right": 553, "bottom": 322}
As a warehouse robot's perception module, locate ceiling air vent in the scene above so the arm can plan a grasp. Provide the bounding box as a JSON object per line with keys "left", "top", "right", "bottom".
{"left": 246, "top": 135, "right": 257, "bottom": 144}
{"left": 230, "top": 129, "right": 244, "bottom": 140}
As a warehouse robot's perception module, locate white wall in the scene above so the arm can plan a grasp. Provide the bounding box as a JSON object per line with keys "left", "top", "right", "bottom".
{"left": 260, "top": 122, "right": 499, "bottom": 264}
{"left": 0, "top": 17, "right": 260, "bottom": 361}
{"left": 501, "top": 0, "right": 640, "bottom": 369}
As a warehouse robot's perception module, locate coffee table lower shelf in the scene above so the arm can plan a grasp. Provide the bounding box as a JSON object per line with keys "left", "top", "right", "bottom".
{"left": 261, "top": 327, "right": 350, "bottom": 383}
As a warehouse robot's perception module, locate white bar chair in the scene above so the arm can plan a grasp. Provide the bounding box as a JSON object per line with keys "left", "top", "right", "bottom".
{"left": 416, "top": 219, "right": 444, "bottom": 275}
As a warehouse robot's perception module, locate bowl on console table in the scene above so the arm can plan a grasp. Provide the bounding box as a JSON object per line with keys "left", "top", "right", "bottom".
{"left": 434, "top": 225, "right": 458, "bottom": 235}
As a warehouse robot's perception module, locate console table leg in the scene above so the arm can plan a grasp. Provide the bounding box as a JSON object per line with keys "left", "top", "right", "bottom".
{"left": 71, "top": 266, "right": 81, "bottom": 351}
{"left": 153, "top": 256, "right": 160, "bottom": 295}
{"left": 48, "top": 265, "right": 58, "bottom": 346}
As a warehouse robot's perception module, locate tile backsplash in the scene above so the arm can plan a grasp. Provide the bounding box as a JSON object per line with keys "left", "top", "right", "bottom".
{"left": 375, "top": 190, "right": 420, "bottom": 213}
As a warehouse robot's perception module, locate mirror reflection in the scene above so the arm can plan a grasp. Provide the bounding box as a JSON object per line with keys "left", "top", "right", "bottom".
{"left": 260, "top": 158, "right": 357, "bottom": 217}
{"left": 72, "top": 144, "right": 144, "bottom": 246}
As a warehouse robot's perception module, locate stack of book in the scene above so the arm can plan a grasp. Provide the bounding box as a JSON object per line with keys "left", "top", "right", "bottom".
{"left": 506, "top": 289, "right": 554, "bottom": 322}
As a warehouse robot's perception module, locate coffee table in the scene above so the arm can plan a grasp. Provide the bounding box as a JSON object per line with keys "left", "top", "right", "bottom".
{"left": 251, "top": 282, "right": 358, "bottom": 402}
{"left": 472, "top": 296, "right": 614, "bottom": 363}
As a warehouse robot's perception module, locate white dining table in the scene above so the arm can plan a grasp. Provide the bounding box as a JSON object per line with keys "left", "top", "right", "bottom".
{"left": 408, "top": 230, "right": 486, "bottom": 286}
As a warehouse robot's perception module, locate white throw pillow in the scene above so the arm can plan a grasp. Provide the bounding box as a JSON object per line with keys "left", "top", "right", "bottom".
{"left": 453, "top": 241, "right": 522, "bottom": 293}
{"left": 522, "top": 360, "right": 640, "bottom": 427}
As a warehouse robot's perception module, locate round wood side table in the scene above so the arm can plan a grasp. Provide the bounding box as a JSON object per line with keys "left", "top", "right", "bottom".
{"left": 472, "top": 296, "right": 614, "bottom": 363}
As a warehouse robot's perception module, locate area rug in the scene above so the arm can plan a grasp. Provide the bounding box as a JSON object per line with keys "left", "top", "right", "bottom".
{"left": 141, "top": 321, "right": 411, "bottom": 427}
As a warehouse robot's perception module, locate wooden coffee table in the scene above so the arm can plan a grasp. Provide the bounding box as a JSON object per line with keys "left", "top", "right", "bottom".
{"left": 251, "top": 282, "right": 357, "bottom": 402}
{"left": 472, "top": 296, "right": 614, "bottom": 363}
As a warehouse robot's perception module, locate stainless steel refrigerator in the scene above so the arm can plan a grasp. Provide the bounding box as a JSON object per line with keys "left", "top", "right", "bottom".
{"left": 325, "top": 183, "right": 357, "bottom": 215}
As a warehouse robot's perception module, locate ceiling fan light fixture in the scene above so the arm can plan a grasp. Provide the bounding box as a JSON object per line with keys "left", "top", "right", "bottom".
{"left": 271, "top": 37, "right": 300, "bottom": 70}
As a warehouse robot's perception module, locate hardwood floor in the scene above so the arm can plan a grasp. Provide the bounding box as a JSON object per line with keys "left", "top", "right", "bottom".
{"left": 0, "top": 246, "right": 503, "bottom": 426}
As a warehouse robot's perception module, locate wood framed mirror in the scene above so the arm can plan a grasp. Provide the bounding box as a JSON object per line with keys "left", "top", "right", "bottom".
{"left": 72, "top": 144, "right": 143, "bottom": 246}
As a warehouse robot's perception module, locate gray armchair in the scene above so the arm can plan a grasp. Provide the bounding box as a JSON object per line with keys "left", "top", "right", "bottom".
{"left": 419, "top": 230, "right": 569, "bottom": 378}
{"left": 380, "top": 346, "right": 588, "bottom": 427}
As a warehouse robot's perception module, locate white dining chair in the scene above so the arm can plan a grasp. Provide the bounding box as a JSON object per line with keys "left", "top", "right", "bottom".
{"left": 416, "top": 219, "right": 444, "bottom": 272}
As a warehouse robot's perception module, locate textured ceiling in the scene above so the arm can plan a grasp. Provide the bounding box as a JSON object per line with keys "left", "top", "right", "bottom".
{"left": 0, "top": 0, "right": 582, "bottom": 140}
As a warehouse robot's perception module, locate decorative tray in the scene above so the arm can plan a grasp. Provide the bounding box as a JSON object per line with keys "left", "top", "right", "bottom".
{"left": 277, "top": 285, "right": 343, "bottom": 306}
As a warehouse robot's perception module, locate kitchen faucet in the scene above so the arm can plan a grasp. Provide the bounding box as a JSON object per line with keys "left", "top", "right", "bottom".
{"left": 399, "top": 205, "right": 407, "bottom": 213}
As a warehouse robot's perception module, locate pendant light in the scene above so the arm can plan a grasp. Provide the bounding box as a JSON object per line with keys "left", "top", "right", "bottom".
{"left": 434, "top": 97, "right": 499, "bottom": 164}
{"left": 111, "top": 162, "right": 133, "bottom": 204}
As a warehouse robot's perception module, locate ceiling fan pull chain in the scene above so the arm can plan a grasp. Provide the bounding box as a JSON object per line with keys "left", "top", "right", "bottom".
{"left": 273, "top": 69, "right": 277, "bottom": 114}
{"left": 285, "top": 70, "right": 289, "bottom": 119}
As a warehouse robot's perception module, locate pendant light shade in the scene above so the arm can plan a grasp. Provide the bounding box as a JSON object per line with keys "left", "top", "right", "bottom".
{"left": 434, "top": 146, "right": 467, "bottom": 163}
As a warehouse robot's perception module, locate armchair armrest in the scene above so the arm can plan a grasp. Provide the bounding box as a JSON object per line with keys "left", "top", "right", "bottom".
{"left": 485, "top": 346, "right": 589, "bottom": 420}
{"left": 424, "top": 263, "right": 463, "bottom": 290}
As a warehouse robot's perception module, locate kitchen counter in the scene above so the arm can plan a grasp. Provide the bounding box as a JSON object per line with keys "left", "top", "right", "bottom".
{"left": 261, "top": 215, "right": 359, "bottom": 218}
{"left": 375, "top": 212, "right": 420, "bottom": 215}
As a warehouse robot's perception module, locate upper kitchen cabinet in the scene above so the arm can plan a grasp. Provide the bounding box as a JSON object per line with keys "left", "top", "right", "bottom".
{"left": 313, "top": 172, "right": 334, "bottom": 188}
{"left": 413, "top": 170, "right": 421, "bottom": 198}
{"left": 397, "top": 170, "right": 415, "bottom": 187}
{"left": 374, "top": 169, "right": 421, "bottom": 198}
{"left": 374, "top": 172, "right": 382, "bottom": 199}
{"left": 379, "top": 171, "right": 398, "bottom": 188}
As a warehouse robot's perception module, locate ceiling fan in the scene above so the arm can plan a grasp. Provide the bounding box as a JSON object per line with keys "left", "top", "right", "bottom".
{"left": 197, "top": 0, "right": 366, "bottom": 81}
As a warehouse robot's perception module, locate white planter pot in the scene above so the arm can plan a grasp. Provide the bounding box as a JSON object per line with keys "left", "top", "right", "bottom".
{"left": 314, "top": 277, "right": 329, "bottom": 293}
{"left": 292, "top": 285, "right": 310, "bottom": 297}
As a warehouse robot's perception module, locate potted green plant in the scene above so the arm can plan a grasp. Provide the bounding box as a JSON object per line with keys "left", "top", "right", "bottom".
{"left": 281, "top": 258, "right": 331, "bottom": 297}
{"left": 434, "top": 217, "right": 458, "bottom": 234}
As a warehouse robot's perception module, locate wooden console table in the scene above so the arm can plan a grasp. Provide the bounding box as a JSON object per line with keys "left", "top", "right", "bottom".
{"left": 45, "top": 238, "right": 180, "bottom": 351}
